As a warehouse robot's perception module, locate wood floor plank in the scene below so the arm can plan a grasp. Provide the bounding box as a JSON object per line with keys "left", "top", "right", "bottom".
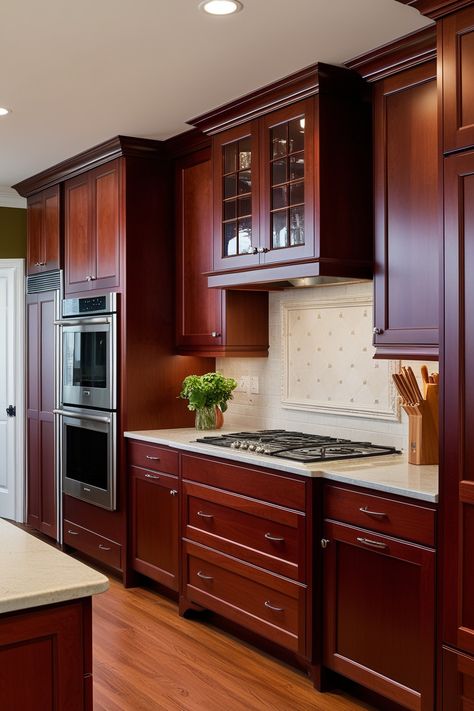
{"left": 92, "top": 578, "right": 375, "bottom": 711}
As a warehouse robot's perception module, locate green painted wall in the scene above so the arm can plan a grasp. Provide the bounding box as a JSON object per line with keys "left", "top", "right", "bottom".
{"left": 0, "top": 207, "right": 27, "bottom": 258}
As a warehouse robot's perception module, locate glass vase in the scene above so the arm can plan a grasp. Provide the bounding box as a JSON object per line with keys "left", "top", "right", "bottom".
{"left": 195, "top": 406, "right": 216, "bottom": 431}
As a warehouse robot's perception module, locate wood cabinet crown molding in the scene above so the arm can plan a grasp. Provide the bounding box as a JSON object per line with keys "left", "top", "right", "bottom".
{"left": 396, "top": 0, "right": 474, "bottom": 18}
{"left": 188, "top": 62, "right": 368, "bottom": 136}
{"left": 345, "top": 26, "right": 436, "bottom": 82}
{"left": 13, "top": 135, "right": 165, "bottom": 198}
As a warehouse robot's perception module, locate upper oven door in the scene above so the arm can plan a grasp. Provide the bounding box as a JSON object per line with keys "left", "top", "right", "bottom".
{"left": 60, "top": 315, "right": 116, "bottom": 410}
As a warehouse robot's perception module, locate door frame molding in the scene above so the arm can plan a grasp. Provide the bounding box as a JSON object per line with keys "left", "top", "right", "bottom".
{"left": 1, "top": 259, "right": 25, "bottom": 522}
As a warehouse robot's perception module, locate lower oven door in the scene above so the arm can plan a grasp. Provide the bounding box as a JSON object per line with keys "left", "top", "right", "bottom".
{"left": 55, "top": 407, "right": 116, "bottom": 511}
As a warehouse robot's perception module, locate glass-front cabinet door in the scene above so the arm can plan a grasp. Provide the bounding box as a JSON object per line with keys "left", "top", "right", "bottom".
{"left": 213, "top": 121, "right": 260, "bottom": 271}
{"left": 260, "top": 99, "right": 315, "bottom": 264}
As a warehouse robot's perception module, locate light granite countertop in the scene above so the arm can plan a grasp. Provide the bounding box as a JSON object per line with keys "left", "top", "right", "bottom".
{"left": 0, "top": 518, "right": 109, "bottom": 615}
{"left": 124, "top": 428, "right": 439, "bottom": 503}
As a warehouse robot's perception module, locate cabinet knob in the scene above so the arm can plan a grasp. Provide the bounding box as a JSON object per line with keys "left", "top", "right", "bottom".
{"left": 247, "top": 246, "right": 258, "bottom": 255}
{"left": 373, "top": 327, "right": 383, "bottom": 335}
{"left": 35, "top": 261, "right": 46, "bottom": 267}
{"left": 170, "top": 489, "right": 178, "bottom": 496}
{"left": 256, "top": 247, "right": 269, "bottom": 253}
{"left": 210, "top": 331, "right": 221, "bottom": 338}
{"left": 321, "top": 538, "right": 330, "bottom": 549}
{"left": 85, "top": 275, "right": 97, "bottom": 282}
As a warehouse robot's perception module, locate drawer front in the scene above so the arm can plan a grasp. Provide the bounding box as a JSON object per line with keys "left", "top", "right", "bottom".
{"left": 181, "top": 454, "right": 306, "bottom": 511}
{"left": 184, "top": 480, "right": 304, "bottom": 581}
{"left": 185, "top": 542, "right": 305, "bottom": 653}
{"left": 64, "top": 519, "right": 122, "bottom": 570}
{"left": 324, "top": 485, "right": 436, "bottom": 547}
{"left": 128, "top": 440, "right": 179, "bottom": 475}
{"left": 131, "top": 466, "right": 178, "bottom": 492}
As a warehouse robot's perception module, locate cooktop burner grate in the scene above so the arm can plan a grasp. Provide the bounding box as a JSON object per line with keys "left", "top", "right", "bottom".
{"left": 195, "top": 430, "right": 400, "bottom": 463}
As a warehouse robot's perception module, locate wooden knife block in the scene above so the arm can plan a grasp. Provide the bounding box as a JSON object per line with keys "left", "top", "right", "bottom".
{"left": 404, "top": 383, "right": 439, "bottom": 465}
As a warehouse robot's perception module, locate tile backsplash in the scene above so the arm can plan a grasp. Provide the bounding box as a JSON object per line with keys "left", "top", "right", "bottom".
{"left": 216, "top": 281, "right": 437, "bottom": 453}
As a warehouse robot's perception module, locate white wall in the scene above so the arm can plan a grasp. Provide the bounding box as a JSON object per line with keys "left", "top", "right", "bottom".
{"left": 216, "top": 281, "right": 436, "bottom": 453}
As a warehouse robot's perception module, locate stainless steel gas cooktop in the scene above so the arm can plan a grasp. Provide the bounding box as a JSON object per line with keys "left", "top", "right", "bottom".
{"left": 195, "top": 430, "right": 400, "bottom": 463}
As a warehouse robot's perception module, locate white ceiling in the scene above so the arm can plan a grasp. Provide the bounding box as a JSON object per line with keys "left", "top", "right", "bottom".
{"left": 0, "top": 0, "right": 431, "bottom": 199}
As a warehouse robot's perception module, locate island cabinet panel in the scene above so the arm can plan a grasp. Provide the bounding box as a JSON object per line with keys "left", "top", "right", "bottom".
{"left": 441, "top": 4, "right": 474, "bottom": 153}
{"left": 180, "top": 453, "right": 312, "bottom": 663}
{"left": 0, "top": 598, "right": 92, "bottom": 711}
{"left": 442, "top": 150, "right": 474, "bottom": 658}
{"left": 26, "top": 185, "right": 60, "bottom": 275}
{"left": 373, "top": 60, "right": 439, "bottom": 359}
{"left": 64, "top": 159, "right": 121, "bottom": 294}
{"left": 442, "top": 645, "right": 474, "bottom": 709}
{"left": 323, "top": 484, "right": 436, "bottom": 710}
{"left": 26, "top": 291, "right": 57, "bottom": 540}
{"left": 175, "top": 147, "right": 269, "bottom": 357}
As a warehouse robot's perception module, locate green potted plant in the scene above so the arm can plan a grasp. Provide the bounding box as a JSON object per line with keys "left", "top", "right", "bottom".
{"left": 179, "top": 372, "right": 238, "bottom": 430}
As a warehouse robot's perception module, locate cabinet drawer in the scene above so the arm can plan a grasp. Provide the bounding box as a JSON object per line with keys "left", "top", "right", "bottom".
{"left": 185, "top": 541, "right": 305, "bottom": 654}
{"left": 324, "top": 485, "right": 436, "bottom": 547}
{"left": 181, "top": 454, "right": 306, "bottom": 511}
{"left": 184, "top": 480, "right": 304, "bottom": 581}
{"left": 131, "top": 466, "right": 178, "bottom": 492}
{"left": 64, "top": 519, "right": 122, "bottom": 571}
{"left": 128, "top": 440, "right": 179, "bottom": 475}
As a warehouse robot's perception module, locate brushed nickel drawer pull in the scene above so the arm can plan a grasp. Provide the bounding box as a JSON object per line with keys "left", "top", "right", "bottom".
{"left": 146, "top": 455, "right": 160, "bottom": 461}
{"left": 98, "top": 544, "right": 111, "bottom": 551}
{"left": 197, "top": 511, "right": 214, "bottom": 519}
{"left": 264, "top": 532, "right": 285, "bottom": 542}
{"left": 197, "top": 570, "right": 213, "bottom": 581}
{"left": 145, "top": 473, "right": 160, "bottom": 480}
{"left": 356, "top": 537, "right": 388, "bottom": 550}
{"left": 359, "top": 506, "right": 387, "bottom": 519}
{"left": 264, "top": 600, "right": 284, "bottom": 612}
{"left": 67, "top": 529, "right": 79, "bottom": 535}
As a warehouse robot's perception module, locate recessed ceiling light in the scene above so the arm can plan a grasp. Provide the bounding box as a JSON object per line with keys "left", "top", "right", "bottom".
{"left": 199, "top": 1, "right": 243, "bottom": 15}
{"left": 0, "top": 107, "right": 10, "bottom": 116}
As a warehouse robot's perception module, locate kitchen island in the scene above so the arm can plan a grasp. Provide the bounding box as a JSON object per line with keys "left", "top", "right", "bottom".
{"left": 0, "top": 518, "right": 108, "bottom": 711}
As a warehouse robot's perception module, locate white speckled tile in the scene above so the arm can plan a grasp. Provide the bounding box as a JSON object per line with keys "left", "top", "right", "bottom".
{"left": 124, "top": 428, "right": 438, "bottom": 503}
{"left": 0, "top": 519, "right": 109, "bottom": 614}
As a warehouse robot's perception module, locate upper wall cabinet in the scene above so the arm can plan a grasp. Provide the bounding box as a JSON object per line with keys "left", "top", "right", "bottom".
{"left": 26, "top": 185, "right": 60, "bottom": 275}
{"left": 441, "top": 4, "right": 474, "bottom": 153}
{"left": 372, "top": 61, "right": 439, "bottom": 359}
{"left": 64, "top": 159, "right": 121, "bottom": 295}
{"left": 190, "top": 63, "right": 373, "bottom": 289}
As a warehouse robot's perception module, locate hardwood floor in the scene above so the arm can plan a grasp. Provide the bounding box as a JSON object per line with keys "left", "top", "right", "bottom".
{"left": 93, "top": 577, "right": 375, "bottom": 711}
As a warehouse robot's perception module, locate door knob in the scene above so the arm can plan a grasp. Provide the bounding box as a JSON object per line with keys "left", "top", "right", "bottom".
{"left": 6, "top": 405, "right": 16, "bottom": 417}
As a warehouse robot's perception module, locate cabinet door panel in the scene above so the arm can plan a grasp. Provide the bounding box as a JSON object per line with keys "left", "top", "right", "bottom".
{"left": 443, "top": 5, "right": 474, "bottom": 153}
{"left": 443, "top": 152, "right": 474, "bottom": 653}
{"left": 373, "top": 62, "right": 439, "bottom": 357}
{"left": 40, "top": 416, "right": 56, "bottom": 539}
{"left": 43, "top": 186, "right": 60, "bottom": 271}
{"left": 26, "top": 415, "right": 40, "bottom": 527}
{"left": 26, "top": 195, "right": 43, "bottom": 274}
{"left": 323, "top": 520, "right": 435, "bottom": 710}
{"left": 65, "top": 175, "right": 92, "bottom": 291}
{"left": 93, "top": 161, "right": 120, "bottom": 286}
{"left": 176, "top": 151, "right": 223, "bottom": 347}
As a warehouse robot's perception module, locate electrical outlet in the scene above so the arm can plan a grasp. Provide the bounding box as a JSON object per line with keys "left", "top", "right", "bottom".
{"left": 249, "top": 376, "right": 259, "bottom": 394}
{"left": 236, "top": 375, "right": 250, "bottom": 393}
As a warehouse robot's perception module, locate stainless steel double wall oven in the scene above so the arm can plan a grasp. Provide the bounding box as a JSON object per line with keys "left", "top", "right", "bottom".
{"left": 55, "top": 293, "right": 118, "bottom": 510}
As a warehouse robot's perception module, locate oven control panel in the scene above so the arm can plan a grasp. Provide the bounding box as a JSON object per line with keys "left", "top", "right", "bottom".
{"left": 62, "top": 293, "right": 117, "bottom": 317}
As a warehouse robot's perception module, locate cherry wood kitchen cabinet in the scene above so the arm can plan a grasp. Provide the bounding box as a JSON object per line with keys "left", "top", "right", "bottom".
{"left": 175, "top": 146, "right": 269, "bottom": 357}
{"left": 26, "top": 290, "right": 57, "bottom": 540}
{"left": 440, "top": 4, "right": 474, "bottom": 154}
{"left": 0, "top": 598, "right": 93, "bottom": 711}
{"left": 64, "top": 159, "right": 120, "bottom": 294}
{"left": 128, "top": 440, "right": 179, "bottom": 590}
{"left": 26, "top": 185, "right": 60, "bottom": 275}
{"left": 180, "top": 454, "right": 313, "bottom": 665}
{"left": 372, "top": 60, "right": 439, "bottom": 359}
{"left": 191, "top": 63, "right": 373, "bottom": 289}
{"left": 442, "top": 150, "right": 474, "bottom": 690}
{"left": 322, "top": 484, "right": 436, "bottom": 710}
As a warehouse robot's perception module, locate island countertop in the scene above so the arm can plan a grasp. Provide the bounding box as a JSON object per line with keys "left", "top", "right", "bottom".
{"left": 124, "top": 428, "right": 438, "bottom": 503}
{"left": 0, "top": 518, "right": 109, "bottom": 615}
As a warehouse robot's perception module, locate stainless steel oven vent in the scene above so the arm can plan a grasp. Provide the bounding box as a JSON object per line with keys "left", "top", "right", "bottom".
{"left": 26, "top": 270, "right": 63, "bottom": 294}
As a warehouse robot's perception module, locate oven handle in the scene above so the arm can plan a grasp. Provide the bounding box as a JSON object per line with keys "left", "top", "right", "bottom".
{"left": 53, "top": 409, "right": 111, "bottom": 424}
{"left": 54, "top": 317, "right": 112, "bottom": 326}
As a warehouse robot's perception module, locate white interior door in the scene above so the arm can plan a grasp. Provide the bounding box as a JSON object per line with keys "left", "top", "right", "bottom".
{"left": 0, "top": 260, "right": 25, "bottom": 521}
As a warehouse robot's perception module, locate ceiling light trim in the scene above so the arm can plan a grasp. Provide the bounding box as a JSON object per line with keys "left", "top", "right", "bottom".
{"left": 199, "top": 0, "right": 243, "bottom": 16}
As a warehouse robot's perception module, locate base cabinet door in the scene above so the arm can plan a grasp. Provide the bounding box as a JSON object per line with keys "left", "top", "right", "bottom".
{"left": 443, "top": 646, "right": 474, "bottom": 710}
{"left": 322, "top": 520, "right": 435, "bottom": 710}
{"left": 130, "top": 466, "right": 179, "bottom": 590}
